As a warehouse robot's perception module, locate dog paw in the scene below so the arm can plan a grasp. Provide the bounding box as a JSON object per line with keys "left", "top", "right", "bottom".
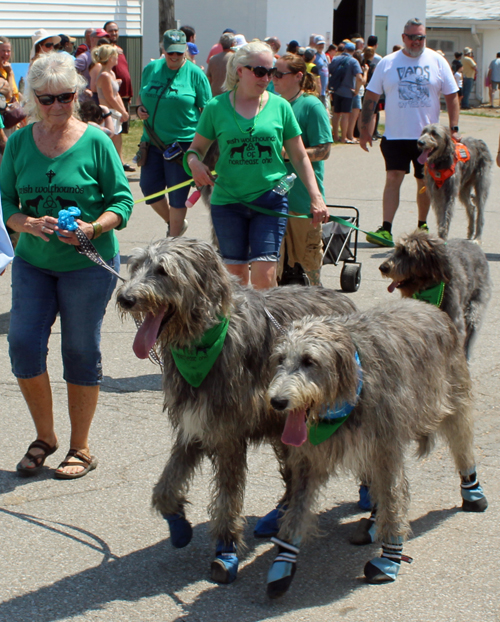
{"left": 211, "top": 541, "right": 238, "bottom": 584}
{"left": 364, "top": 558, "right": 400, "bottom": 584}
{"left": 349, "top": 518, "right": 376, "bottom": 545}
{"left": 462, "top": 497, "right": 488, "bottom": 512}
{"left": 163, "top": 512, "right": 193, "bottom": 548}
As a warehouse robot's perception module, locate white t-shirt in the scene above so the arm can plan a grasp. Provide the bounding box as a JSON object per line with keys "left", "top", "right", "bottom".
{"left": 367, "top": 48, "right": 458, "bottom": 140}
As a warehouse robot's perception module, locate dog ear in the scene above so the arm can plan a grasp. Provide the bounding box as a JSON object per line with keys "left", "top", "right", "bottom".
{"left": 327, "top": 323, "right": 359, "bottom": 404}
{"left": 424, "top": 235, "right": 453, "bottom": 283}
{"left": 127, "top": 246, "right": 149, "bottom": 276}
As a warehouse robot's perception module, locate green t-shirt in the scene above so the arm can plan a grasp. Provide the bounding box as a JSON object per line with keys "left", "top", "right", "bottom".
{"left": 0, "top": 115, "right": 4, "bottom": 130}
{"left": 0, "top": 124, "right": 133, "bottom": 271}
{"left": 285, "top": 94, "right": 333, "bottom": 214}
{"left": 197, "top": 91, "right": 302, "bottom": 204}
{"left": 140, "top": 58, "right": 212, "bottom": 145}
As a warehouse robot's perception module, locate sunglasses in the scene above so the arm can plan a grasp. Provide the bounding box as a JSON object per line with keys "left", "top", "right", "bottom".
{"left": 166, "top": 52, "right": 184, "bottom": 57}
{"left": 273, "top": 70, "right": 293, "bottom": 79}
{"left": 404, "top": 34, "right": 426, "bottom": 42}
{"left": 244, "top": 65, "right": 276, "bottom": 78}
{"left": 41, "top": 41, "right": 55, "bottom": 49}
{"left": 35, "top": 92, "right": 76, "bottom": 105}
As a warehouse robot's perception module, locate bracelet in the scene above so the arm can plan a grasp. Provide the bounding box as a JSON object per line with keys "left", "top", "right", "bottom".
{"left": 183, "top": 149, "right": 201, "bottom": 176}
{"left": 91, "top": 221, "right": 103, "bottom": 239}
{"left": 102, "top": 111, "right": 112, "bottom": 119}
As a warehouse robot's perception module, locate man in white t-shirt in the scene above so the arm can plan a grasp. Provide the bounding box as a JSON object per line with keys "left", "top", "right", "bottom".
{"left": 359, "top": 18, "right": 460, "bottom": 245}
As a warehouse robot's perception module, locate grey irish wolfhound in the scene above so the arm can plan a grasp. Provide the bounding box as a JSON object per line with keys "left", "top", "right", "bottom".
{"left": 266, "top": 300, "right": 487, "bottom": 597}
{"left": 379, "top": 230, "right": 491, "bottom": 359}
{"left": 417, "top": 124, "right": 492, "bottom": 241}
{"left": 116, "top": 237, "right": 356, "bottom": 585}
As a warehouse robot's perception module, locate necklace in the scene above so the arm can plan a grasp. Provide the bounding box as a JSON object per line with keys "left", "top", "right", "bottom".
{"left": 231, "top": 86, "right": 264, "bottom": 135}
{"left": 288, "top": 90, "right": 302, "bottom": 103}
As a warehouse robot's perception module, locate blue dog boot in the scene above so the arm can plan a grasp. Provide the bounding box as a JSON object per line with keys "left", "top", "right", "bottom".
{"left": 267, "top": 537, "right": 300, "bottom": 599}
{"left": 254, "top": 503, "right": 288, "bottom": 538}
{"left": 163, "top": 511, "right": 193, "bottom": 548}
{"left": 461, "top": 470, "right": 488, "bottom": 512}
{"left": 364, "top": 538, "right": 412, "bottom": 584}
{"left": 211, "top": 541, "right": 238, "bottom": 584}
{"left": 358, "top": 484, "right": 374, "bottom": 511}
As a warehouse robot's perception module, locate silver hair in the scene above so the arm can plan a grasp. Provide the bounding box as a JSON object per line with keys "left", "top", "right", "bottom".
{"left": 25, "top": 51, "right": 86, "bottom": 122}
{"left": 404, "top": 18, "right": 423, "bottom": 31}
{"left": 115, "top": 237, "right": 356, "bottom": 578}
{"left": 220, "top": 33, "right": 235, "bottom": 50}
{"left": 222, "top": 40, "right": 273, "bottom": 91}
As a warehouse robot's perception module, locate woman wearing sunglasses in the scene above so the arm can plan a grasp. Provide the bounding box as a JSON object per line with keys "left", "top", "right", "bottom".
{"left": 136, "top": 29, "right": 211, "bottom": 236}
{"left": 272, "top": 53, "right": 333, "bottom": 286}
{"left": 0, "top": 52, "right": 133, "bottom": 479}
{"left": 30, "top": 29, "right": 61, "bottom": 63}
{"left": 186, "top": 41, "right": 329, "bottom": 289}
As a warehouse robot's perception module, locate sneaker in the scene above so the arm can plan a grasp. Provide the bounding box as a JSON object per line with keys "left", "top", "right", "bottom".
{"left": 166, "top": 219, "right": 189, "bottom": 237}
{"left": 419, "top": 223, "right": 429, "bottom": 232}
{"left": 366, "top": 227, "right": 393, "bottom": 247}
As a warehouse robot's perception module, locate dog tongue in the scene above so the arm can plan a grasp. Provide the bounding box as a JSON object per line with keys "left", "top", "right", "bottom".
{"left": 417, "top": 149, "right": 430, "bottom": 165}
{"left": 281, "top": 409, "right": 308, "bottom": 446}
{"left": 387, "top": 281, "right": 398, "bottom": 293}
{"left": 133, "top": 310, "right": 165, "bottom": 359}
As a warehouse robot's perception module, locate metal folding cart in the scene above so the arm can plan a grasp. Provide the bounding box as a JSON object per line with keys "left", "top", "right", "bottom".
{"left": 322, "top": 204, "right": 362, "bottom": 292}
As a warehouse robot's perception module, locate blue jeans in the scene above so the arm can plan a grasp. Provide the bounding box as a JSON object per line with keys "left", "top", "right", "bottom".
{"left": 140, "top": 143, "right": 192, "bottom": 207}
{"left": 211, "top": 190, "right": 288, "bottom": 263}
{"left": 462, "top": 77, "right": 474, "bottom": 108}
{"left": 8, "top": 255, "right": 119, "bottom": 385}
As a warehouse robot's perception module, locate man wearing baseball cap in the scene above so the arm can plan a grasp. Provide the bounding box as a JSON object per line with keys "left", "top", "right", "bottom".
{"left": 313, "top": 34, "right": 329, "bottom": 105}
{"left": 57, "top": 34, "right": 77, "bottom": 54}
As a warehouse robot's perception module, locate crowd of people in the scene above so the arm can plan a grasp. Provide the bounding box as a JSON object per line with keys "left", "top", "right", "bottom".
{"left": 0, "top": 17, "right": 498, "bottom": 480}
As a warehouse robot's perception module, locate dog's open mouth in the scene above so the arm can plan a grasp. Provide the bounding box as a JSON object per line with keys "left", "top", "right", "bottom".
{"left": 133, "top": 307, "right": 172, "bottom": 359}
{"left": 387, "top": 278, "right": 413, "bottom": 293}
{"left": 417, "top": 148, "right": 434, "bottom": 165}
{"left": 281, "top": 408, "right": 309, "bottom": 447}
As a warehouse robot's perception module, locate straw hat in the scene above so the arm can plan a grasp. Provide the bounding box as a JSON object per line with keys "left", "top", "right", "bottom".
{"left": 30, "top": 29, "right": 61, "bottom": 59}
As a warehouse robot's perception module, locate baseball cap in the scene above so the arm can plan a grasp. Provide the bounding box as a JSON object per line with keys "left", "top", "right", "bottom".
{"left": 163, "top": 29, "right": 187, "bottom": 53}
{"left": 187, "top": 42, "right": 199, "bottom": 56}
{"left": 344, "top": 41, "right": 355, "bottom": 51}
{"left": 59, "top": 34, "right": 76, "bottom": 45}
{"left": 223, "top": 28, "right": 236, "bottom": 34}
{"left": 304, "top": 48, "right": 316, "bottom": 62}
{"left": 367, "top": 35, "right": 378, "bottom": 46}
{"left": 90, "top": 28, "right": 108, "bottom": 38}
{"left": 288, "top": 40, "right": 299, "bottom": 47}
{"left": 314, "top": 35, "right": 326, "bottom": 44}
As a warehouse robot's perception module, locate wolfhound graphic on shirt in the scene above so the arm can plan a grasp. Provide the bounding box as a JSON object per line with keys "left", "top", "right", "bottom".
{"left": 397, "top": 65, "right": 431, "bottom": 108}
{"left": 227, "top": 136, "right": 275, "bottom": 165}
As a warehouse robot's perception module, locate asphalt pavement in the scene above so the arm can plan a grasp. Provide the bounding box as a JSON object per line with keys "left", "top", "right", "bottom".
{"left": 1, "top": 113, "right": 499, "bottom": 622}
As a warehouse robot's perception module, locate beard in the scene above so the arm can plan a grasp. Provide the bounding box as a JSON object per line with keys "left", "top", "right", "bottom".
{"left": 404, "top": 44, "right": 426, "bottom": 58}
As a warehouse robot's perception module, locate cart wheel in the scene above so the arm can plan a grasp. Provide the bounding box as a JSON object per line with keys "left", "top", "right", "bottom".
{"left": 340, "top": 263, "right": 361, "bottom": 292}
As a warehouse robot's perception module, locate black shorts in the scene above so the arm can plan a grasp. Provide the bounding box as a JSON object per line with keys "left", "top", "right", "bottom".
{"left": 121, "top": 98, "right": 130, "bottom": 134}
{"left": 333, "top": 93, "right": 354, "bottom": 113}
{"left": 380, "top": 137, "right": 425, "bottom": 179}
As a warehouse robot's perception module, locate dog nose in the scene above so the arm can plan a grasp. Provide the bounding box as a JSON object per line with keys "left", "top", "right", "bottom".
{"left": 379, "top": 263, "right": 389, "bottom": 274}
{"left": 117, "top": 292, "right": 137, "bottom": 309}
{"left": 270, "top": 397, "right": 289, "bottom": 411}
{"left": 417, "top": 140, "right": 425, "bottom": 147}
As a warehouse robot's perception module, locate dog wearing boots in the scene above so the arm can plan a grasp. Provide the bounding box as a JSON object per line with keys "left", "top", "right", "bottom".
{"left": 379, "top": 230, "right": 491, "bottom": 359}
{"left": 265, "top": 300, "right": 487, "bottom": 597}
{"left": 417, "top": 124, "right": 492, "bottom": 241}
{"left": 116, "top": 237, "right": 356, "bottom": 585}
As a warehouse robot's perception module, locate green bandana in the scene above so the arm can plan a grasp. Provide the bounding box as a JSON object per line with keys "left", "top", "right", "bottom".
{"left": 170, "top": 316, "right": 230, "bottom": 387}
{"left": 412, "top": 282, "right": 445, "bottom": 308}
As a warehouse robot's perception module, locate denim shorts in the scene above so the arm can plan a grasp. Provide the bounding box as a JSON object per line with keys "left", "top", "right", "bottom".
{"left": 8, "top": 255, "right": 119, "bottom": 385}
{"left": 211, "top": 189, "right": 288, "bottom": 263}
{"left": 140, "top": 143, "right": 192, "bottom": 207}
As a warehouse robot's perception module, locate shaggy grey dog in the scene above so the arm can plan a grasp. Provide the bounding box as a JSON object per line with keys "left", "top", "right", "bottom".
{"left": 266, "top": 300, "right": 487, "bottom": 597}
{"left": 417, "top": 124, "right": 492, "bottom": 241}
{"left": 379, "top": 230, "right": 491, "bottom": 358}
{"left": 116, "top": 237, "right": 356, "bottom": 585}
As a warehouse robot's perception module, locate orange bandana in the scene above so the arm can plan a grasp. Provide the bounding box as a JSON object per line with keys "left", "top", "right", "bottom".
{"left": 426, "top": 142, "right": 470, "bottom": 188}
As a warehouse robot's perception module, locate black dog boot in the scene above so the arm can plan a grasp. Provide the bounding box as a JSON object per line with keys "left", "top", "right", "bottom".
{"left": 267, "top": 537, "right": 300, "bottom": 599}
{"left": 364, "top": 538, "right": 412, "bottom": 584}
{"left": 461, "top": 468, "right": 488, "bottom": 512}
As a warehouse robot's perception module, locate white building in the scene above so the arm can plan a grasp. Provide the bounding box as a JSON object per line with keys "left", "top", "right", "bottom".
{"left": 364, "top": 0, "right": 427, "bottom": 56}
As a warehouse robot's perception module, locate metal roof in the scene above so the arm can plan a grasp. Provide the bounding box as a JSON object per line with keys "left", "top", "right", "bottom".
{"left": 427, "top": 0, "right": 500, "bottom": 21}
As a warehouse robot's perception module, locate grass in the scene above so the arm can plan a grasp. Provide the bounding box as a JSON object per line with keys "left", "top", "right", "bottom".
{"left": 122, "top": 119, "right": 144, "bottom": 164}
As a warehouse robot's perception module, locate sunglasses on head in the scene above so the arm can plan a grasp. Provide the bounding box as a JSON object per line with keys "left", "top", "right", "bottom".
{"left": 244, "top": 65, "right": 276, "bottom": 78}
{"left": 35, "top": 92, "right": 76, "bottom": 105}
{"left": 404, "top": 34, "right": 426, "bottom": 42}
{"left": 41, "top": 41, "right": 55, "bottom": 48}
{"left": 273, "top": 70, "right": 293, "bottom": 79}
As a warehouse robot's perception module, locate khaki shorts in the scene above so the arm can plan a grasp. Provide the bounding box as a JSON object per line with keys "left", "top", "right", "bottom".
{"left": 278, "top": 213, "right": 323, "bottom": 277}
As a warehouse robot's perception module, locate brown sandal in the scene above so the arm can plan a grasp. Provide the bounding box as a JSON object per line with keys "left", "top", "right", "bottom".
{"left": 17, "top": 439, "right": 59, "bottom": 477}
{"left": 54, "top": 449, "right": 98, "bottom": 480}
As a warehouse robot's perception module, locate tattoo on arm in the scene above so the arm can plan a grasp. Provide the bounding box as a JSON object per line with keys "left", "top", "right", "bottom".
{"left": 306, "top": 143, "right": 331, "bottom": 162}
{"left": 360, "top": 99, "right": 378, "bottom": 129}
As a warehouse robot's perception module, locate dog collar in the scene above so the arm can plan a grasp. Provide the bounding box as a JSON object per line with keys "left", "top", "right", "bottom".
{"left": 426, "top": 142, "right": 470, "bottom": 189}
{"left": 308, "top": 351, "right": 362, "bottom": 446}
{"left": 413, "top": 281, "right": 445, "bottom": 308}
{"left": 170, "top": 315, "right": 230, "bottom": 387}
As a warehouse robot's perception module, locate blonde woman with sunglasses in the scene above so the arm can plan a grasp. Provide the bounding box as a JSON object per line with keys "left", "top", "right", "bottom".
{"left": 1, "top": 52, "right": 133, "bottom": 480}
{"left": 186, "top": 41, "right": 329, "bottom": 290}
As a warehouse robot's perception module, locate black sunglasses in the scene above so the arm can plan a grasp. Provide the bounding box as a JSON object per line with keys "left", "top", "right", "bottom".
{"left": 244, "top": 65, "right": 276, "bottom": 78}
{"left": 41, "top": 41, "right": 55, "bottom": 48}
{"left": 404, "top": 34, "right": 426, "bottom": 42}
{"left": 273, "top": 70, "right": 293, "bottom": 79}
{"left": 35, "top": 92, "right": 76, "bottom": 105}
{"left": 166, "top": 51, "right": 184, "bottom": 57}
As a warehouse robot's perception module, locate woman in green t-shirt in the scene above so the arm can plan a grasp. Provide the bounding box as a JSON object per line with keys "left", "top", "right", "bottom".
{"left": 186, "top": 41, "right": 329, "bottom": 289}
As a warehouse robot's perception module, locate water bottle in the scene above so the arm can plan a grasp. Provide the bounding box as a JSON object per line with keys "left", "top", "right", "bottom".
{"left": 272, "top": 173, "right": 296, "bottom": 196}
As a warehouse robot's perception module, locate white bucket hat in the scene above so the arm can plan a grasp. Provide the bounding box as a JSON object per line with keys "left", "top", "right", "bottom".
{"left": 30, "top": 29, "right": 61, "bottom": 59}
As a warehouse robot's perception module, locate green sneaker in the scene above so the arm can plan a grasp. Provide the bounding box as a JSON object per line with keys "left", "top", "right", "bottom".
{"left": 419, "top": 223, "right": 429, "bottom": 232}
{"left": 366, "top": 227, "right": 393, "bottom": 247}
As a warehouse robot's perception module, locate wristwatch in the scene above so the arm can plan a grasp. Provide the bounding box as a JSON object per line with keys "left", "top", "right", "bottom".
{"left": 450, "top": 126, "right": 459, "bottom": 132}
